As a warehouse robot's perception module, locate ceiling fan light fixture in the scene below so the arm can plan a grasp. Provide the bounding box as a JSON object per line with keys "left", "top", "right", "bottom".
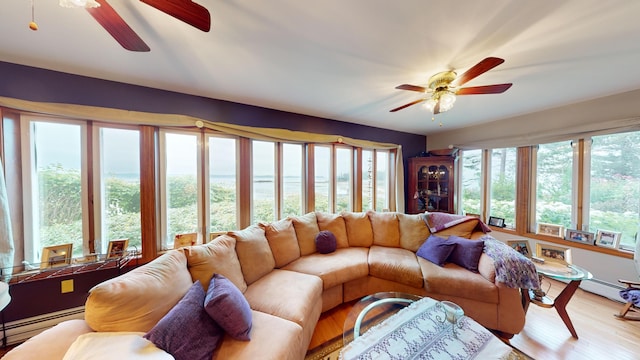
{"left": 423, "top": 98, "right": 437, "bottom": 112}
{"left": 59, "top": 0, "right": 100, "bottom": 8}
{"left": 438, "top": 91, "right": 456, "bottom": 112}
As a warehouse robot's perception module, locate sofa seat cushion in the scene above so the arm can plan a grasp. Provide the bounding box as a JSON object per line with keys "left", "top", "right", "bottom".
{"left": 85, "top": 250, "right": 193, "bottom": 332}
{"left": 182, "top": 235, "right": 247, "bottom": 293}
{"left": 418, "top": 257, "right": 499, "bottom": 303}
{"left": 2, "top": 319, "right": 93, "bottom": 360}
{"left": 63, "top": 332, "right": 173, "bottom": 360}
{"left": 368, "top": 246, "right": 424, "bottom": 288}
{"left": 213, "top": 310, "right": 305, "bottom": 360}
{"left": 283, "top": 247, "right": 370, "bottom": 290}
{"left": 243, "top": 269, "right": 323, "bottom": 327}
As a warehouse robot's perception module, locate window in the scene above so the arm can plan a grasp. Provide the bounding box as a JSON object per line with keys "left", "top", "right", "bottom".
{"left": 535, "top": 141, "right": 573, "bottom": 230}
{"left": 314, "top": 145, "right": 331, "bottom": 213}
{"left": 589, "top": 132, "right": 640, "bottom": 250}
{"left": 460, "top": 149, "right": 483, "bottom": 216}
{"left": 95, "top": 127, "right": 141, "bottom": 254}
{"left": 281, "top": 143, "right": 304, "bottom": 217}
{"left": 489, "top": 147, "right": 516, "bottom": 228}
{"left": 208, "top": 136, "right": 238, "bottom": 232}
{"left": 335, "top": 147, "right": 352, "bottom": 212}
{"left": 362, "top": 150, "right": 374, "bottom": 210}
{"left": 375, "top": 151, "right": 389, "bottom": 211}
{"left": 161, "top": 131, "right": 201, "bottom": 249}
{"left": 22, "top": 119, "right": 87, "bottom": 262}
{"left": 252, "top": 140, "right": 276, "bottom": 223}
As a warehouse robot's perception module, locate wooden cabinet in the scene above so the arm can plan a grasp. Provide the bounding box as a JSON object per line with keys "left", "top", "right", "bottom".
{"left": 407, "top": 155, "right": 457, "bottom": 214}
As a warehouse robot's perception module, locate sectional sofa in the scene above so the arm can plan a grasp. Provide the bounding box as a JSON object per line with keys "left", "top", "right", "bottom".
{"left": 5, "top": 211, "right": 534, "bottom": 360}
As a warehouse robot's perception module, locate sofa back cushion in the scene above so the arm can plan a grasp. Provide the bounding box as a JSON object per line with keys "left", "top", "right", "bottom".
{"left": 260, "top": 218, "right": 300, "bottom": 268}
{"left": 85, "top": 250, "right": 193, "bottom": 332}
{"left": 432, "top": 219, "right": 479, "bottom": 239}
{"left": 229, "top": 225, "right": 276, "bottom": 285}
{"left": 182, "top": 235, "right": 248, "bottom": 293}
{"left": 316, "top": 212, "right": 349, "bottom": 249}
{"left": 397, "top": 213, "right": 431, "bottom": 252}
{"left": 342, "top": 212, "right": 373, "bottom": 247}
{"left": 368, "top": 211, "right": 400, "bottom": 247}
{"left": 291, "top": 212, "right": 320, "bottom": 256}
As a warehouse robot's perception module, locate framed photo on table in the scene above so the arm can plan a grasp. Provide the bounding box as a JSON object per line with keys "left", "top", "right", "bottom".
{"left": 41, "top": 243, "right": 73, "bottom": 269}
{"left": 536, "top": 223, "right": 564, "bottom": 238}
{"left": 536, "top": 243, "right": 572, "bottom": 265}
{"left": 507, "top": 240, "right": 532, "bottom": 258}
{"left": 107, "top": 239, "right": 129, "bottom": 259}
{"left": 488, "top": 216, "right": 505, "bottom": 227}
{"left": 565, "top": 229, "right": 595, "bottom": 245}
{"left": 595, "top": 230, "right": 621, "bottom": 249}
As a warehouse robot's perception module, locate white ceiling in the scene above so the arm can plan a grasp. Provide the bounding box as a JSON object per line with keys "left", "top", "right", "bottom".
{"left": 2, "top": 0, "right": 640, "bottom": 135}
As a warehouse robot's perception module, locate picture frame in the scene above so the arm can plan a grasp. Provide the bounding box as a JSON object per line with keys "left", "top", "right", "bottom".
{"left": 536, "top": 243, "right": 572, "bottom": 264}
{"left": 536, "top": 222, "right": 564, "bottom": 238}
{"left": 174, "top": 233, "right": 199, "bottom": 249}
{"left": 507, "top": 240, "right": 532, "bottom": 258}
{"left": 565, "top": 229, "right": 595, "bottom": 245}
{"left": 488, "top": 216, "right": 505, "bottom": 228}
{"left": 41, "top": 243, "right": 73, "bottom": 269}
{"left": 107, "top": 239, "right": 129, "bottom": 259}
{"left": 595, "top": 230, "right": 622, "bottom": 249}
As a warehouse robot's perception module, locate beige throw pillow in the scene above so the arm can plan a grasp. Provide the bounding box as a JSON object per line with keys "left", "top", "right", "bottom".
{"left": 260, "top": 218, "right": 301, "bottom": 268}
{"left": 228, "top": 225, "right": 276, "bottom": 285}
{"left": 85, "top": 250, "right": 193, "bottom": 332}
{"left": 342, "top": 211, "right": 373, "bottom": 247}
{"left": 182, "top": 235, "right": 248, "bottom": 293}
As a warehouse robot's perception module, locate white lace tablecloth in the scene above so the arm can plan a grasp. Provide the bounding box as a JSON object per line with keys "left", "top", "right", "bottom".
{"left": 340, "top": 297, "right": 512, "bottom": 360}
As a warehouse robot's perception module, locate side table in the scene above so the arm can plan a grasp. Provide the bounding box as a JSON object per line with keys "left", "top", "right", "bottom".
{"left": 523, "top": 262, "right": 592, "bottom": 339}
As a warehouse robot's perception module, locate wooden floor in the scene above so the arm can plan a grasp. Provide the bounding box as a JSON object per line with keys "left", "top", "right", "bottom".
{"left": 309, "top": 279, "right": 640, "bottom": 360}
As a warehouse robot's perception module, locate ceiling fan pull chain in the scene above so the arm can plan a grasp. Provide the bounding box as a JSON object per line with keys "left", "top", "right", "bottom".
{"left": 29, "top": 0, "right": 38, "bottom": 31}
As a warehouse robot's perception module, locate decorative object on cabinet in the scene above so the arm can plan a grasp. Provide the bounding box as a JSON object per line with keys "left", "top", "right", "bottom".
{"left": 407, "top": 152, "right": 457, "bottom": 214}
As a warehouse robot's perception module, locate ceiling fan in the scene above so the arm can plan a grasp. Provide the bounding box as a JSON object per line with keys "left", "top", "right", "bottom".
{"left": 390, "top": 57, "right": 512, "bottom": 114}
{"left": 80, "top": 0, "right": 211, "bottom": 52}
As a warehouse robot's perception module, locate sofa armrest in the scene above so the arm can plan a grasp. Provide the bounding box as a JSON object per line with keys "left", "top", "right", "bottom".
{"left": 4, "top": 319, "right": 93, "bottom": 360}
{"left": 477, "top": 253, "right": 496, "bottom": 283}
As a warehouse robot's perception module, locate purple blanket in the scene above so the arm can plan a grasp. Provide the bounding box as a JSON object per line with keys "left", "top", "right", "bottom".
{"left": 480, "top": 235, "right": 540, "bottom": 289}
{"left": 421, "top": 212, "right": 492, "bottom": 234}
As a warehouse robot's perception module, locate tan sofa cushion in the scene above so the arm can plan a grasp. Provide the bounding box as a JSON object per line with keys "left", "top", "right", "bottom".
{"left": 2, "top": 319, "right": 93, "bottom": 360}
{"left": 342, "top": 211, "right": 373, "bottom": 247}
{"left": 85, "top": 250, "right": 193, "bottom": 332}
{"left": 433, "top": 219, "right": 479, "bottom": 239}
{"left": 229, "top": 225, "right": 276, "bottom": 285}
{"left": 368, "top": 211, "right": 400, "bottom": 247}
{"left": 418, "top": 257, "right": 499, "bottom": 303}
{"left": 260, "top": 218, "right": 301, "bottom": 268}
{"left": 397, "top": 213, "right": 431, "bottom": 252}
{"left": 316, "top": 212, "right": 349, "bottom": 249}
{"left": 283, "top": 247, "right": 370, "bottom": 290}
{"left": 182, "top": 235, "right": 247, "bottom": 293}
{"left": 368, "top": 245, "right": 424, "bottom": 288}
{"left": 291, "top": 212, "right": 320, "bottom": 256}
{"left": 243, "top": 269, "right": 323, "bottom": 327}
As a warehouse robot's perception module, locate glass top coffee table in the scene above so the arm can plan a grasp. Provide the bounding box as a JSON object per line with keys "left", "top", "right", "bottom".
{"left": 343, "top": 292, "right": 422, "bottom": 345}
{"left": 524, "top": 262, "right": 593, "bottom": 339}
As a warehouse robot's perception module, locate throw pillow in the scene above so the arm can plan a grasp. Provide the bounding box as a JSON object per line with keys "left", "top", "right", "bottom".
{"left": 144, "top": 281, "right": 223, "bottom": 360}
{"left": 315, "top": 230, "right": 337, "bottom": 254}
{"left": 447, "top": 235, "right": 485, "bottom": 273}
{"left": 416, "top": 234, "right": 455, "bottom": 266}
{"left": 205, "top": 274, "right": 252, "bottom": 341}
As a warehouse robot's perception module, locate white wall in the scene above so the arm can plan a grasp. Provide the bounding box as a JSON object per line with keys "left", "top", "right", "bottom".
{"left": 490, "top": 230, "right": 637, "bottom": 302}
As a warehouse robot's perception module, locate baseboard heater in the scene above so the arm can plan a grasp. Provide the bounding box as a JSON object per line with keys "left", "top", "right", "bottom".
{"left": 580, "top": 278, "right": 625, "bottom": 303}
{"left": 3, "top": 306, "right": 85, "bottom": 346}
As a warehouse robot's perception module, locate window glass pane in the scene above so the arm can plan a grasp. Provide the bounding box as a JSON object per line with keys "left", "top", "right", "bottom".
{"left": 99, "top": 128, "right": 141, "bottom": 254}
{"left": 31, "top": 121, "right": 84, "bottom": 261}
{"left": 282, "top": 143, "right": 303, "bottom": 217}
{"left": 536, "top": 141, "right": 573, "bottom": 229}
{"left": 209, "top": 136, "right": 237, "bottom": 231}
{"left": 314, "top": 146, "right": 331, "bottom": 212}
{"left": 589, "top": 132, "right": 640, "bottom": 249}
{"left": 252, "top": 140, "right": 275, "bottom": 223}
{"left": 335, "top": 147, "right": 352, "bottom": 212}
{"left": 461, "top": 149, "right": 482, "bottom": 216}
{"left": 165, "top": 133, "right": 199, "bottom": 248}
{"left": 490, "top": 148, "right": 516, "bottom": 227}
{"left": 375, "top": 151, "right": 389, "bottom": 211}
{"left": 362, "top": 150, "right": 373, "bottom": 211}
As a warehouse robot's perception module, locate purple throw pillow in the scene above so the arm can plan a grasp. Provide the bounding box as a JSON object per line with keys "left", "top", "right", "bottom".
{"left": 205, "top": 273, "right": 253, "bottom": 341}
{"left": 144, "top": 281, "right": 223, "bottom": 360}
{"left": 315, "top": 230, "right": 337, "bottom": 254}
{"left": 447, "top": 235, "right": 485, "bottom": 273}
{"left": 416, "top": 234, "right": 455, "bottom": 266}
